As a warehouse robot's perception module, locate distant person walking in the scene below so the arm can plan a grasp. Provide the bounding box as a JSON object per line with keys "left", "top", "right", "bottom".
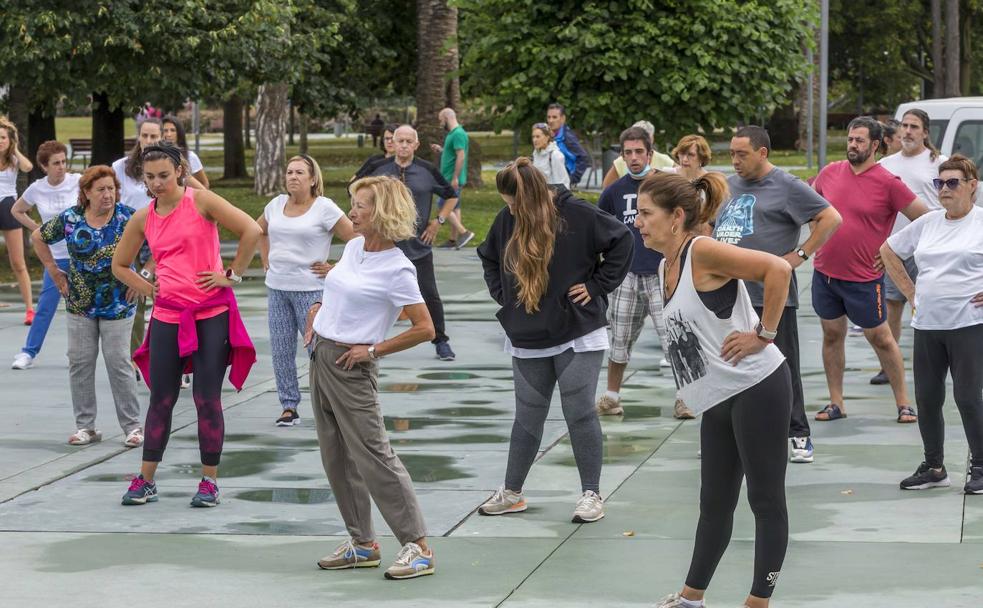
{"left": 0, "top": 117, "right": 36, "bottom": 325}
{"left": 429, "top": 108, "right": 475, "bottom": 249}
{"left": 546, "top": 103, "right": 590, "bottom": 187}
{"left": 530, "top": 122, "right": 569, "bottom": 187}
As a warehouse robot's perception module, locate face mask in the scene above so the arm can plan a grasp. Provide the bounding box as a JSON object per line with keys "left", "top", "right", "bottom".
{"left": 628, "top": 164, "right": 652, "bottom": 180}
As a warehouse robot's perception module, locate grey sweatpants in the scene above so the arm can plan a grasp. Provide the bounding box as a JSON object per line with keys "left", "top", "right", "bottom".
{"left": 506, "top": 349, "right": 605, "bottom": 494}
{"left": 310, "top": 338, "right": 427, "bottom": 545}
{"left": 67, "top": 313, "right": 141, "bottom": 433}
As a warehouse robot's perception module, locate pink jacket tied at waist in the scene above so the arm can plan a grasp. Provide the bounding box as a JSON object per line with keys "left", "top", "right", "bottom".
{"left": 132, "top": 288, "right": 256, "bottom": 391}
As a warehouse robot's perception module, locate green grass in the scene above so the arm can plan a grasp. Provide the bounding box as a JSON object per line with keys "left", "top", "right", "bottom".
{"left": 55, "top": 116, "right": 139, "bottom": 140}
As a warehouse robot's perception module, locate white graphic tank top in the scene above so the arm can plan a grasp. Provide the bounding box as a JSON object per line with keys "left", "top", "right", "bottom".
{"left": 659, "top": 236, "right": 785, "bottom": 415}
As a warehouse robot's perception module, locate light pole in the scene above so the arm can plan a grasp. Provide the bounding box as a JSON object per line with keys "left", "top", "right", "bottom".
{"left": 818, "top": 0, "right": 829, "bottom": 168}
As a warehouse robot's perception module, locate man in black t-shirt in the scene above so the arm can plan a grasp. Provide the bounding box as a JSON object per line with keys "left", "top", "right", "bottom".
{"left": 370, "top": 125, "right": 459, "bottom": 361}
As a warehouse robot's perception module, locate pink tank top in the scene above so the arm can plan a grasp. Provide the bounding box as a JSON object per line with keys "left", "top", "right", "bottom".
{"left": 145, "top": 188, "right": 228, "bottom": 323}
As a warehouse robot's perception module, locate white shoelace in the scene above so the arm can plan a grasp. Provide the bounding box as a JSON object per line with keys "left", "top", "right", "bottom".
{"left": 334, "top": 539, "right": 359, "bottom": 561}
{"left": 576, "top": 490, "right": 602, "bottom": 512}
{"left": 392, "top": 543, "right": 421, "bottom": 566}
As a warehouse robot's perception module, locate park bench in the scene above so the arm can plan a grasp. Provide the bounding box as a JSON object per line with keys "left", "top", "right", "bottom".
{"left": 69, "top": 138, "right": 138, "bottom": 168}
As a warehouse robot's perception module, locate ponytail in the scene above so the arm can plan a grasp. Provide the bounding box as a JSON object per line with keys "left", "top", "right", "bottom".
{"left": 639, "top": 170, "right": 730, "bottom": 232}
{"left": 692, "top": 172, "right": 729, "bottom": 227}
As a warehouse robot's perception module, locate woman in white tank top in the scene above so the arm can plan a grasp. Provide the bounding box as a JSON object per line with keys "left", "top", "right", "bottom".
{"left": 635, "top": 171, "right": 793, "bottom": 608}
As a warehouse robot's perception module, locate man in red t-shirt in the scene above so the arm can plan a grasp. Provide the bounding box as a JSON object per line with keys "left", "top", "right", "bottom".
{"left": 811, "top": 117, "right": 929, "bottom": 423}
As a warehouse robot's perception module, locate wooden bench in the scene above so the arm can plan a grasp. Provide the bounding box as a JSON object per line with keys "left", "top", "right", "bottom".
{"left": 69, "top": 138, "right": 138, "bottom": 168}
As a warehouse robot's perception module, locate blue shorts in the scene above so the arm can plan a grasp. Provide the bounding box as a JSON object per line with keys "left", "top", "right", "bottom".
{"left": 437, "top": 189, "right": 461, "bottom": 210}
{"left": 811, "top": 270, "right": 886, "bottom": 329}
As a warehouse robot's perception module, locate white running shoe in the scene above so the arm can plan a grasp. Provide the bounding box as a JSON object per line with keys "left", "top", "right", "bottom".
{"left": 572, "top": 490, "right": 604, "bottom": 523}
{"left": 11, "top": 352, "right": 33, "bottom": 370}
{"left": 655, "top": 592, "right": 705, "bottom": 607}
{"left": 478, "top": 487, "right": 527, "bottom": 515}
{"left": 790, "top": 437, "right": 814, "bottom": 463}
{"left": 660, "top": 358, "right": 671, "bottom": 368}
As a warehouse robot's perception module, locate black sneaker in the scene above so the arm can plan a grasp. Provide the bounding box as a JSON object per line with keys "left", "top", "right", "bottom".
{"left": 435, "top": 341, "right": 456, "bottom": 361}
{"left": 965, "top": 466, "right": 983, "bottom": 495}
{"left": 900, "top": 462, "right": 951, "bottom": 490}
{"left": 276, "top": 409, "right": 300, "bottom": 427}
{"left": 870, "top": 369, "right": 889, "bottom": 385}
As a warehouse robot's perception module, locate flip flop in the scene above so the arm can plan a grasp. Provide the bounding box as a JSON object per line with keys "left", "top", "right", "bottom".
{"left": 897, "top": 406, "right": 918, "bottom": 423}
{"left": 815, "top": 403, "right": 846, "bottom": 421}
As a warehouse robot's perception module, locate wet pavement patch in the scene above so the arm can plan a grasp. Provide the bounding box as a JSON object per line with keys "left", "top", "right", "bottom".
{"left": 236, "top": 488, "right": 333, "bottom": 504}
{"left": 400, "top": 454, "right": 471, "bottom": 482}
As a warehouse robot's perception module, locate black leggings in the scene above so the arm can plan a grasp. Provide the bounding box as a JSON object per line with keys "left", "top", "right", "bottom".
{"left": 914, "top": 324, "right": 983, "bottom": 468}
{"left": 410, "top": 252, "right": 448, "bottom": 344}
{"left": 686, "top": 363, "right": 792, "bottom": 599}
{"left": 142, "top": 313, "right": 230, "bottom": 466}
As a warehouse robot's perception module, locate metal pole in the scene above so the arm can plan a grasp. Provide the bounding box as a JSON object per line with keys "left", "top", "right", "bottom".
{"left": 193, "top": 100, "right": 201, "bottom": 154}
{"left": 807, "top": 44, "right": 814, "bottom": 170}
{"left": 818, "top": 0, "right": 829, "bottom": 168}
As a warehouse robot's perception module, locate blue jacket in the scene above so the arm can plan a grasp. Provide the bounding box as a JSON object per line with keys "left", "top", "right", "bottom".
{"left": 554, "top": 125, "right": 591, "bottom": 185}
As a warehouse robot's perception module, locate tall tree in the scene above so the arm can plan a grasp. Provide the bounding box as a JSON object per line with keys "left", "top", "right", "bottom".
{"left": 945, "top": 0, "right": 962, "bottom": 96}
{"left": 223, "top": 94, "right": 247, "bottom": 179}
{"left": 254, "top": 83, "right": 290, "bottom": 196}
{"left": 416, "top": 0, "right": 461, "bottom": 154}
{"left": 933, "top": 0, "right": 945, "bottom": 97}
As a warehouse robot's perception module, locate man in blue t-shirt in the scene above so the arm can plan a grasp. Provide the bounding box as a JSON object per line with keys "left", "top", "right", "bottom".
{"left": 596, "top": 126, "right": 693, "bottom": 419}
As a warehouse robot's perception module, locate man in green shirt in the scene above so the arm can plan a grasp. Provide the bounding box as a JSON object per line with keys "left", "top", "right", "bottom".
{"left": 430, "top": 108, "right": 474, "bottom": 249}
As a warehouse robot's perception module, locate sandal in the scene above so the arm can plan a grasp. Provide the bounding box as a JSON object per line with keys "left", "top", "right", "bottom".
{"left": 815, "top": 403, "right": 846, "bottom": 421}
{"left": 68, "top": 429, "right": 102, "bottom": 445}
{"left": 124, "top": 428, "right": 144, "bottom": 448}
{"left": 897, "top": 406, "right": 918, "bottom": 424}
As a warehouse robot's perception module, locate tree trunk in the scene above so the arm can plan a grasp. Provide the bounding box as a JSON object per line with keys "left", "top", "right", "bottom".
{"left": 932, "top": 0, "right": 944, "bottom": 97}
{"left": 223, "top": 94, "right": 248, "bottom": 180}
{"left": 28, "top": 107, "right": 57, "bottom": 182}
{"left": 299, "top": 112, "right": 309, "bottom": 155}
{"left": 944, "top": 0, "right": 961, "bottom": 96}
{"left": 960, "top": 1, "right": 973, "bottom": 96}
{"left": 91, "top": 92, "right": 125, "bottom": 166}
{"left": 254, "top": 82, "right": 289, "bottom": 196}
{"left": 288, "top": 102, "right": 296, "bottom": 146}
{"left": 415, "top": 0, "right": 460, "bottom": 156}
{"left": 244, "top": 104, "right": 252, "bottom": 149}
{"left": 466, "top": 136, "right": 482, "bottom": 188}
{"left": 6, "top": 84, "right": 30, "bottom": 195}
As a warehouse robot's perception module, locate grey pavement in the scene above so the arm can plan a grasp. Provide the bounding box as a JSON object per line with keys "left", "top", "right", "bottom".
{"left": 0, "top": 248, "right": 981, "bottom": 607}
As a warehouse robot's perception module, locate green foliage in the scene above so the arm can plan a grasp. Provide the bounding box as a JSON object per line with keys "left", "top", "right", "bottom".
{"left": 458, "top": 0, "right": 815, "bottom": 141}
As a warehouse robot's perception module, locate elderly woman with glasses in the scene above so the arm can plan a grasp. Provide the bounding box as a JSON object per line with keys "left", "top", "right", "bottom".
{"left": 880, "top": 154, "right": 983, "bottom": 495}
{"left": 530, "top": 122, "right": 570, "bottom": 188}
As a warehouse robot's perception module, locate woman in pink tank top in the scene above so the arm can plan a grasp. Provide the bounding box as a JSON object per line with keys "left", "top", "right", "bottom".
{"left": 111, "top": 143, "right": 262, "bottom": 508}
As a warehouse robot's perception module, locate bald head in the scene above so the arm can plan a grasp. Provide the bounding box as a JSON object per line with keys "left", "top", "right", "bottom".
{"left": 439, "top": 108, "right": 459, "bottom": 131}
{"left": 393, "top": 125, "right": 419, "bottom": 163}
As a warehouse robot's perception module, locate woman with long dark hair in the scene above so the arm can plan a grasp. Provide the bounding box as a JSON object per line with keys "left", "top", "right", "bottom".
{"left": 477, "top": 158, "right": 632, "bottom": 523}
{"left": 634, "top": 171, "right": 793, "bottom": 608}
{"left": 162, "top": 115, "right": 209, "bottom": 188}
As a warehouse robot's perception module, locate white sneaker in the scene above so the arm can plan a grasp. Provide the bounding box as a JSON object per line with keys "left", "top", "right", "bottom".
{"left": 572, "top": 490, "right": 604, "bottom": 523}
{"left": 181, "top": 374, "right": 191, "bottom": 389}
{"left": 655, "top": 593, "right": 705, "bottom": 607}
{"left": 11, "top": 352, "right": 33, "bottom": 370}
{"left": 478, "top": 487, "right": 527, "bottom": 515}
{"left": 790, "top": 437, "right": 814, "bottom": 463}
{"left": 660, "top": 358, "right": 671, "bottom": 368}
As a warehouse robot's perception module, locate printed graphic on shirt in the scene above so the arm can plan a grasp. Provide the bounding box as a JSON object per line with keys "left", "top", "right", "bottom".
{"left": 664, "top": 310, "right": 709, "bottom": 389}
{"left": 619, "top": 193, "right": 638, "bottom": 226}
{"left": 714, "top": 193, "right": 757, "bottom": 244}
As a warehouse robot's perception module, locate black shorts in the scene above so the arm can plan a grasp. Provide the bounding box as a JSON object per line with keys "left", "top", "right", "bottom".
{"left": 811, "top": 269, "right": 886, "bottom": 329}
{"left": 0, "top": 196, "right": 21, "bottom": 231}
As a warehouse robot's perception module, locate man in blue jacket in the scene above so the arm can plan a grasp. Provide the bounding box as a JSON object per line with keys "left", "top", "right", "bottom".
{"left": 547, "top": 103, "right": 591, "bottom": 187}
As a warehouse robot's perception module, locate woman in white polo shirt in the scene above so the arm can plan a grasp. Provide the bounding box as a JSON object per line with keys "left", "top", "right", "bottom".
{"left": 881, "top": 154, "right": 983, "bottom": 495}
{"left": 303, "top": 175, "right": 436, "bottom": 580}
{"left": 258, "top": 155, "right": 354, "bottom": 427}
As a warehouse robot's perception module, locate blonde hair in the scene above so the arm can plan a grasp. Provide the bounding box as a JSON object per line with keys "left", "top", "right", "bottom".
{"left": 672, "top": 135, "right": 712, "bottom": 166}
{"left": 287, "top": 155, "right": 324, "bottom": 197}
{"left": 495, "top": 157, "right": 559, "bottom": 314}
{"left": 350, "top": 176, "right": 418, "bottom": 242}
{"left": 0, "top": 117, "right": 20, "bottom": 170}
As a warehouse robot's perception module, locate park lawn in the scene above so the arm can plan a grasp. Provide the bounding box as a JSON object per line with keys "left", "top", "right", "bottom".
{"left": 55, "top": 117, "right": 140, "bottom": 141}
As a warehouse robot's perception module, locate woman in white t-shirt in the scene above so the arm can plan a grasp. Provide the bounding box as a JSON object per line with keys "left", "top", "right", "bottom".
{"left": 257, "top": 155, "right": 354, "bottom": 426}
{"left": 302, "top": 176, "right": 437, "bottom": 580}
{"left": 0, "top": 116, "right": 36, "bottom": 324}
{"left": 10, "top": 141, "right": 80, "bottom": 369}
{"left": 881, "top": 154, "right": 983, "bottom": 496}
{"left": 162, "top": 115, "right": 209, "bottom": 188}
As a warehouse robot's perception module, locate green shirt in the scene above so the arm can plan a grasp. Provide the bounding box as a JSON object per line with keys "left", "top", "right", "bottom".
{"left": 440, "top": 125, "right": 469, "bottom": 187}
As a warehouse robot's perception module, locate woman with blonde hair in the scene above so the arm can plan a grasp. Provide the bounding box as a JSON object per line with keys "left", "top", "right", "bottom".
{"left": 672, "top": 134, "right": 712, "bottom": 180}
{"left": 304, "top": 176, "right": 437, "bottom": 580}
{"left": 477, "top": 157, "right": 633, "bottom": 523}
{"left": 258, "top": 154, "right": 354, "bottom": 427}
{"left": 0, "top": 117, "right": 36, "bottom": 324}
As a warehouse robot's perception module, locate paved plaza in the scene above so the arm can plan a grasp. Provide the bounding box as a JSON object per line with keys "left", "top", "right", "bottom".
{"left": 1, "top": 248, "right": 981, "bottom": 607}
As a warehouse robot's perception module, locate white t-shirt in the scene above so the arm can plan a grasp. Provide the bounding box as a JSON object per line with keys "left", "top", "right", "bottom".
{"left": 187, "top": 150, "right": 204, "bottom": 174}
{"left": 112, "top": 157, "right": 152, "bottom": 211}
{"left": 22, "top": 173, "right": 81, "bottom": 259}
{"left": 887, "top": 207, "right": 983, "bottom": 330}
{"left": 312, "top": 237, "right": 423, "bottom": 344}
{"left": 505, "top": 326, "right": 608, "bottom": 359}
{"left": 263, "top": 194, "right": 345, "bottom": 291}
{"left": 0, "top": 165, "right": 18, "bottom": 198}
{"left": 879, "top": 149, "right": 946, "bottom": 235}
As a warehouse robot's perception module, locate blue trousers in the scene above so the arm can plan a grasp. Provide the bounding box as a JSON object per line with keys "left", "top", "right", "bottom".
{"left": 268, "top": 288, "right": 321, "bottom": 411}
{"left": 22, "top": 258, "right": 70, "bottom": 358}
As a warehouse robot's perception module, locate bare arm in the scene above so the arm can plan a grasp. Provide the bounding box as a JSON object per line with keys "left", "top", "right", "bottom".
{"left": 879, "top": 242, "right": 915, "bottom": 302}
{"left": 196, "top": 189, "right": 262, "bottom": 277}
{"left": 334, "top": 302, "right": 435, "bottom": 370}
{"left": 192, "top": 169, "right": 210, "bottom": 189}
{"left": 900, "top": 197, "right": 930, "bottom": 222}
{"left": 452, "top": 149, "right": 465, "bottom": 187}
{"left": 256, "top": 214, "right": 270, "bottom": 271}
{"left": 11, "top": 198, "right": 39, "bottom": 232}
{"left": 14, "top": 148, "right": 32, "bottom": 173}
{"left": 111, "top": 208, "right": 155, "bottom": 298}
{"left": 331, "top": 215, "right": 356, "bottom": 242}
{"left": 785, "top": 205, "right": 842, "bottom": 269}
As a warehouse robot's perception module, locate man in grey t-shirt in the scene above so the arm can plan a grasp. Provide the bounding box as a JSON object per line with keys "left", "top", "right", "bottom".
{"left": 714, "top": 126, "right": 842, "bottom": 464}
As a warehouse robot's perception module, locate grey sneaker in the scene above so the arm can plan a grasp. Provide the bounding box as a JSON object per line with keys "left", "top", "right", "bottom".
{"left": 455, "top": 231, "right": 475, "bottom": 249}
{"left": 384, "top": 542, "right": 435, "bottom": 580}
{"left": 572, "top": 490, "right": 604, "bottom": 523}
{"left": 317, "top": 539, "right": 381, "bottom": 570}
{"left": 596, "top": 394, "right": 623, "bottom": 416}
{"left": 673, "top": 399, "right": 695, "bottom": 419}
{"left": 478, "top": 487, "right": 527, "bottom": 516}
{"left": 655, "top": 592, "right": 705, "bottom": 607}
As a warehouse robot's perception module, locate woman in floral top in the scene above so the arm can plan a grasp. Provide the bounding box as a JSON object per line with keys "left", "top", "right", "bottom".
{"left": 32, "top": 165, "right": 143, "bottom": 448}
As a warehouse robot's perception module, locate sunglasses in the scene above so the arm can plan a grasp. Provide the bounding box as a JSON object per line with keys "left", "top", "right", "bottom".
{"left": 932, "top": 177, "right": 969, "bottom": 191}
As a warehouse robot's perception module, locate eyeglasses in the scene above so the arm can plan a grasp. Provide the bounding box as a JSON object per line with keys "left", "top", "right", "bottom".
{"left": 932, "top": 177, "right": 969, "bottom": 191}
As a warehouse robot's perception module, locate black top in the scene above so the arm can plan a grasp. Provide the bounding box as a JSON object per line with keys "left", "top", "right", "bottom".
{"left": 598, "top": 174, "right": 664, "bottom": 275}
{"left": 673, "top": 239, "right": 738, "bottom": 319}
{"left": 477, "top": 187, "right": 634, "bottom": 349}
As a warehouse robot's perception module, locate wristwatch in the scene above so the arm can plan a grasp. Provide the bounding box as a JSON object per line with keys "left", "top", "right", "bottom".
{"left": 368, "top": 345, "right": 380, "bottom": 360}
{"left": 755, "top": 322, "right": 777, "bottom": 343}
{"left": 436, "top": 216, "right": 447, "bottom": 225}
{"left": 225, "top": 268, "right": 243, "bottom": 284}
{"left": 795, "top": 248, "right": 809, "bottom": 261}
{"left": 139, "top": 268, "right": 153, "bottom": 281}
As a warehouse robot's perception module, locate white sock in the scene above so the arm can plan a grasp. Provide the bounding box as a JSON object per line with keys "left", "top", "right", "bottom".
{"left": 678, "top": 597, "right": 704, "bottom": 608}
{"left": 605, "top": 390, "right": 620, "bottom": 401}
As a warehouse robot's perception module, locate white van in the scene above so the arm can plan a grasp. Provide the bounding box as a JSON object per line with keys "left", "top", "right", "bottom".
{"left": 895, "top": 97, "right": 983, "bottom": 168}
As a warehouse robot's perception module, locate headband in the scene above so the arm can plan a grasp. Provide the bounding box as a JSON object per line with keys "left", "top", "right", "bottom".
{"left": 141, "top": 144, "right": 183, "bottom": 167}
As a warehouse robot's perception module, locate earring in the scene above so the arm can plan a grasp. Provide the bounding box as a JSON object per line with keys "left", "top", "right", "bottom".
{"left": 671, "top": 224, "right": 679, "bottom": 235}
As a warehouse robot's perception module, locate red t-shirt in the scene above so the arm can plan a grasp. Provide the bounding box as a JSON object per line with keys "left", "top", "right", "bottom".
{"left": 813, "top": 161, "right": 915, "bottom": 282}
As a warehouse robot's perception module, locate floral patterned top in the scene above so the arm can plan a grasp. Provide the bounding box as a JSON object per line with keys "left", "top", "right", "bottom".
{"left": 40, "top": 203, "right": 137, "bottom": 319}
